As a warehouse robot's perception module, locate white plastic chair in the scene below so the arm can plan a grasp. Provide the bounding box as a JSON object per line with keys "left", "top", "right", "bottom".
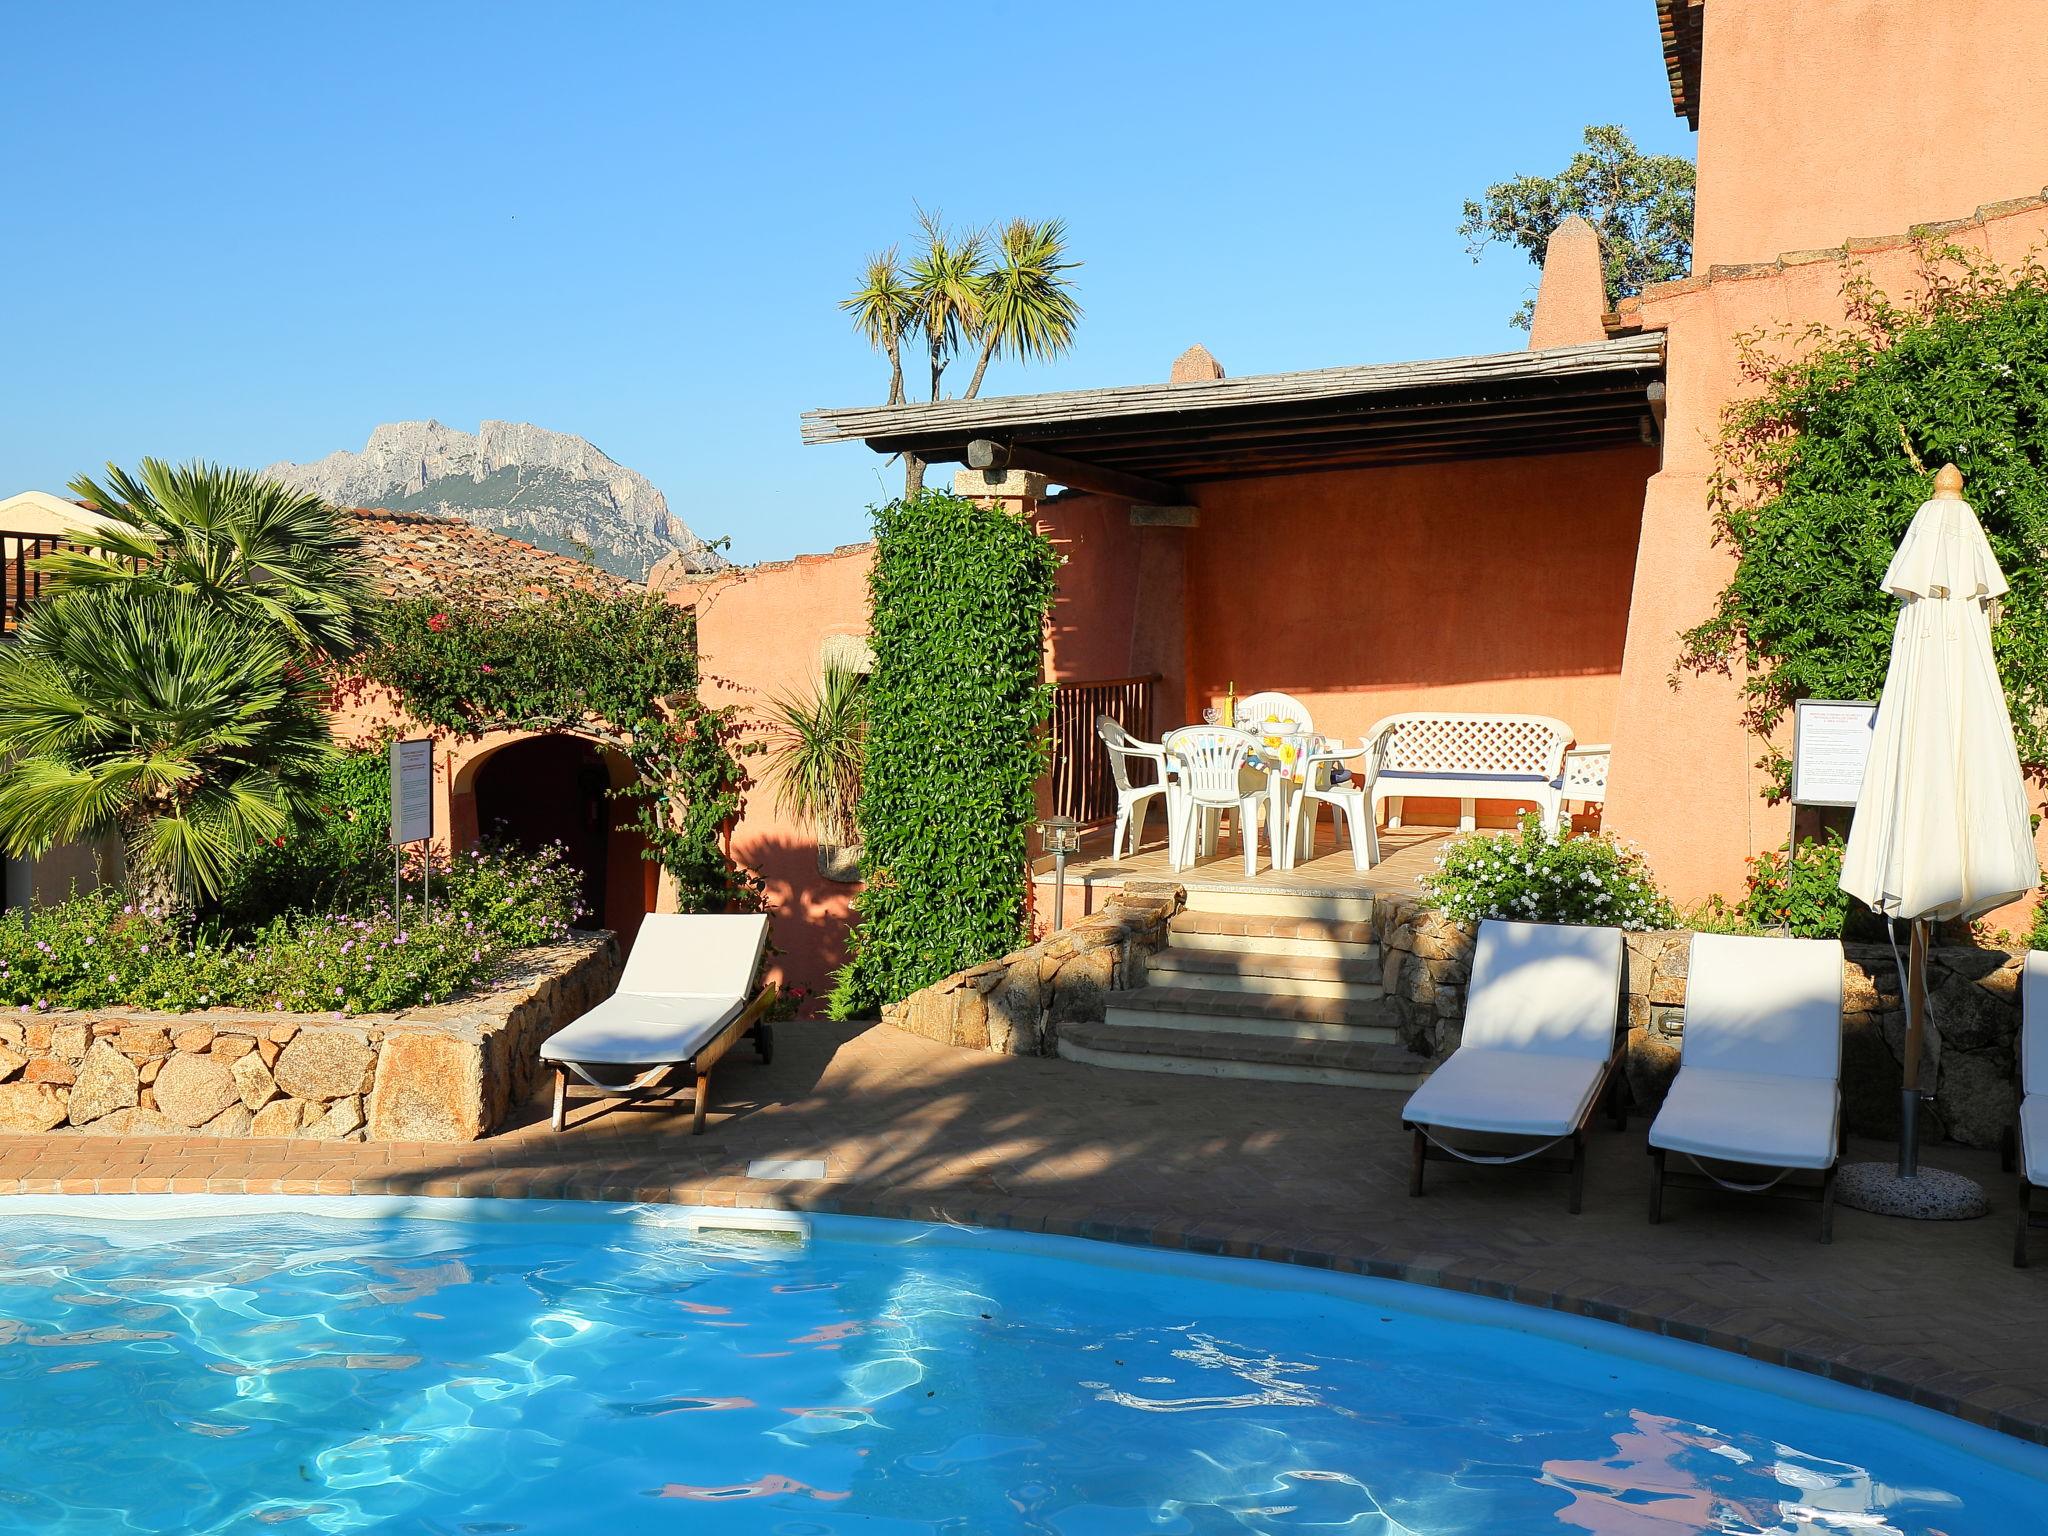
{"left": 1647, "top": 932, "right": 1845, "bottom": 1242}
{"left": 1096, "top": 715, "right": 1170, "bottom": 860}
{"left": 1234, "top": 690, "right": 1313, "bottom": 735}
{"left": 1401, "top": 920, "right": 1627, "bottom": 1212}
{"left": 1164, "top": 726, "right": 1269, "bottom": 877}
{"left": 1559, "top": 743, "right": 1611, "bottom": 829}
{"left": 1286, "top": 739, "right": 1381, "bottom": 871}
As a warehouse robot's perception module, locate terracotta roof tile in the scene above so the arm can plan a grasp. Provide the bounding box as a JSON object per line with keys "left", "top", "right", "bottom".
{"left": 348, "top": 507, "right": 631, "bottom": 609}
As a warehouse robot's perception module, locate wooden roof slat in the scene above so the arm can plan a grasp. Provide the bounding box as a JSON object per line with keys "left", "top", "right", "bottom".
{"left": 800, "top": 335, "right": 1666, "bottom": 447}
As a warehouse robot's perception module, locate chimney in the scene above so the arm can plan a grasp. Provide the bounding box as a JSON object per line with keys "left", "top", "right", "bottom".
{"left": 1527, "top": 215, "right": 1608, "bottom": 350}
{"left": 1169, "top": 344, "right": 1225, "bottom": 382}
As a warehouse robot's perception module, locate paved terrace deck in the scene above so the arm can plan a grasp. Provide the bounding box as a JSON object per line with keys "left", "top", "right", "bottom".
{"left": 2, "top": 1017, "right": 2044, "bottom": 1443}
{"left": 1032, "top": 823, "right": 1448, "bottom": 911}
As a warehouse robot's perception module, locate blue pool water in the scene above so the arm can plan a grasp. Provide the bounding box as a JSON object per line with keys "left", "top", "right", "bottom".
{"left": 0, "top": 1199, "right": 2040, "bottom": 1533}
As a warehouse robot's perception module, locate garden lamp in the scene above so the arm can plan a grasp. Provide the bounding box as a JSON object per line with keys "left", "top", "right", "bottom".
{"left": 1039, "top": 815, "right": 1082, "bottom": 931}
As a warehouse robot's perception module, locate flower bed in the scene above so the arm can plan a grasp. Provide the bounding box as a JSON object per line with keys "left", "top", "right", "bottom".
{"left": 0, "top": 843, "right": 582, "bottom": 1016}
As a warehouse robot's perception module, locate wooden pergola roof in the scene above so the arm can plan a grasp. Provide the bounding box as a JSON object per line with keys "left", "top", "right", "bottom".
{"left": 801, "top": 334, "right": 1666, "bottom": 503}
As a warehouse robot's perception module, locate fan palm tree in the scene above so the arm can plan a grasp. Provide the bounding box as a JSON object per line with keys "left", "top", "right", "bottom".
{"left": 840, "top": 247, "right": 914, "bottom": 406}
{"left": 962, "top": 219, "right": 1082, "bottom": 400}
{"left": 48, "top": 459, "right": 371, "bottom": 658}
{"left": 760, "top": 659, "right": 868, "bottom": 850}
{"left": 0, "top": 584, "right": 333, "bottom": 908}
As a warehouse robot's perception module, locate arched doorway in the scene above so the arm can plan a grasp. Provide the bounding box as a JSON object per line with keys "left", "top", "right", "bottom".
{"left": 465, "top": 734, "right": 655, "bottom": 951}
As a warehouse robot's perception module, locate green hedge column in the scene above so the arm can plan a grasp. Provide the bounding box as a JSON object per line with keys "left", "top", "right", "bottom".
{"left": 830, "top": 489, "right": 1058, "bottom": 1017}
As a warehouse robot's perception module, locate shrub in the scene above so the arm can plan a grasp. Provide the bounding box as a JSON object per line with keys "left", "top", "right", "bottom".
{"left": 0, "top": 841, "right": 583, "bottom": 1015}
{"left": 829, "top": 490, "right": 1059, "bottom": 1016}
{"left": 1678, "top": 245, "right": 2048, "bottom": 792}
{"left": 1736, "top": 832, "right": 1854, "bottom": 938}
{"left": 214, "top": 749, "right": 394, "bottom": 933}
{"left": 1423, "top": 814, "right": 1676, "bottom": 931}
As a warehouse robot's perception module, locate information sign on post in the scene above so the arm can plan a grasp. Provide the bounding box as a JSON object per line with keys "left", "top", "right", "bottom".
{"left": 390, "top": 737, "right": 435, "bottom": 844}
{"left": 1790, "top": 699, "right": 1878, "bottom": 809}
{"left": 389, "top": 737, "right": 435, "bottom": 916}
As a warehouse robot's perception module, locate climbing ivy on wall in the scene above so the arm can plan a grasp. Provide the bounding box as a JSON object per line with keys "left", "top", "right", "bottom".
{"left": 1678, "top": 244, "right": 2048, "bottom": 793}
{"left": 829, "top": 489, "right": 1059, "bottom": 1017}
{"left": 354, "top": 585, "right": 757, "bottom": 913}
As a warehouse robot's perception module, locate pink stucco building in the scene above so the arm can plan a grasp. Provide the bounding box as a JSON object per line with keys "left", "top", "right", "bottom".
{"left": 704, "top": 0, "right": 2048, "bottom": 1002}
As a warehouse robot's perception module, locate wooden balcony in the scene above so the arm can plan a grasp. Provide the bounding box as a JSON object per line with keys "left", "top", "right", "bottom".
{"left": 1, "top": 531, "right": 69, "bottom": 637}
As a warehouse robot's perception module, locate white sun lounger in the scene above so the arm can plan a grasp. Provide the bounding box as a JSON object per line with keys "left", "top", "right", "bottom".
{"left": 2010, "top": 952, "right": 2048, "bottom": 1266}
{"left": 1400, "top": 919, "right": 1627, "bottom": 1213}
{"left": 540, "top": 913, "right": 777, "bottom": 1133}
{"left": 1647, "top": 931, "right": 1845, "bottom": 1242}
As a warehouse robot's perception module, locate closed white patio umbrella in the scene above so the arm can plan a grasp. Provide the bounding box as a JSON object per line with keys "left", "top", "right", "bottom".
{"left": 1840, "top": 463, "right": 2037, "bottom": 1180}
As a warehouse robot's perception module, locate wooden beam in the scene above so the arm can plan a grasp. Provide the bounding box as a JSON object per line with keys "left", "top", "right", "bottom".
{"left": 966, "top": 439, "right": 1181, "bottom": 504}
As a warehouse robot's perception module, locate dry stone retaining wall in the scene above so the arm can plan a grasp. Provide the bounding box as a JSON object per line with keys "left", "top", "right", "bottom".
{"left": 1373, "top": 897, "right": 2023, "bottom": 1150}
{"left": 0, "top": 933, "right": 619, "bottom": 1142}
{"left": 884, "top": 886, "right": 1181, "bottom": 1056}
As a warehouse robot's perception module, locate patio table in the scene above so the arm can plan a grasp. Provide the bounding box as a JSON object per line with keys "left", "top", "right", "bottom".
{"left": 1246, "top": 729, "right": 1324, "bottom": 872}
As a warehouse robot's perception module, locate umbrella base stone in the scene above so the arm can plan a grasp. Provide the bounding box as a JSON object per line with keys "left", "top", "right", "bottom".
{"left": 1835, "top": 1161, "right": 1988, "bottom": 1220}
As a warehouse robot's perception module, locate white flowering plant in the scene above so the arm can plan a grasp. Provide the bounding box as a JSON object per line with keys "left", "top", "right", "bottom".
{"left": 1422, "top": 813, "right": 1676, "bottom": 931}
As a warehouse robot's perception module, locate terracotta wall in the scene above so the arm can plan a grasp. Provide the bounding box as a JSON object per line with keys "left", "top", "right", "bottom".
{"left": 1036, "top": 492, "right": 1188, "bottom": 711}
{"left": 1604, "top": 198, "right": 2048, "bottom": 910}
{"left": 661, "top": 544, "right": 875, "bottom": 1010}
{"left": 1691, "top": 0, "right": 2048, "bottom": 270}
{"left": 1176, "top": 448, "right": 1656, "bottom": 779}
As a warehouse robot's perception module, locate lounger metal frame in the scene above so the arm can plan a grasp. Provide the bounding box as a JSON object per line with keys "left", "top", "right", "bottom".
{"left": 549, "top": 984, "right": 778, "bottom": 1134}
{"left": 1405, "top": 1049, "right": 1627, "bottom": 1215}
{"left": 1648, "top": 1115, "right": 1846, "bottom": 1244}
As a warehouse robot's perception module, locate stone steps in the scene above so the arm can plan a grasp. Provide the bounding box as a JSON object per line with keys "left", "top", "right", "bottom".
{"left": 1146, "top": 946, "right": 1384, "bottom": 1002}
{"left": 1058, "top": 1017, "right": 1427, "bottom": 1090}
{"left": 1179, "top": 885, "right": 1377, "bottom": 924}
{"left": 1167, "top": 909, "right": 1380, "bottom": 961}
{"left": 1109, "top": 985, "right": 1400, "bottom": 1044}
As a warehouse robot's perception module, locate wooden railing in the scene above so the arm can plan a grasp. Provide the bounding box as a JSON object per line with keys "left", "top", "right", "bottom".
{"left": 1048, "top": 674, "right": 1159, "bottom": 826}
{"left": 2, "top": 533, "right": 67, "bottom": 638}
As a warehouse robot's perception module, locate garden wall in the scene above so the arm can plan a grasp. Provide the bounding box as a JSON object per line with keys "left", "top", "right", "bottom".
{"left": 1373, "top": 897, "right": 2021, "bottom": 1149}
{"left": 883, "top": 887, "right": 1180, "bottom": 1056}
{"left": 0, "top": 934, "right": 619, "bottom": 1143}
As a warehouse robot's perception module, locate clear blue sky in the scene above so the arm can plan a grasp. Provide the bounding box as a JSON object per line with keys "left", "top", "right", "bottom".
{"left": 4, "top": 2, "right": 1694, "bottom": 564}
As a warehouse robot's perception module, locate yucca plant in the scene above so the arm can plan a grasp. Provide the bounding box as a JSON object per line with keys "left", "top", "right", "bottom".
{"left": 49, "top": 458, "right": 371, "bottom": 658}
{"left": 0, "top": 584, "right": 333, "bottom": 909}
{"left": 760, "top": 661, "right": 869, "bottom": 857}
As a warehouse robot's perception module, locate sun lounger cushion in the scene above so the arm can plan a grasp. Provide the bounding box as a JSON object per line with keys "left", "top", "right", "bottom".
{"left": 1402, "top": 920, "right": 1623, "bottom": 1137}
{"left": 541, "top": 994, "right": 745, "bottom": 1067}
{"left": 1676, "top": 932, "right": 1843, "bottom": 1081}
{"left": 541, "top": 913, "right": 770, "bottom": 1068}
{"left": 1648, "top": 1067, "right": 1840, "bottom": 1170}
{"left": 1459, "top": 919, "right": 1626, "bottom": 1060}
{"left": 1402, "top": 1049, "right": 1609, "bottom": 1138}
{"left": 2020, "top": 1096, "right": 2048, "bottom": 1185}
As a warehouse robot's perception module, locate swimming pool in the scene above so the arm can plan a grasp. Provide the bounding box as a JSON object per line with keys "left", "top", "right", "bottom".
{"left": 0, "top": 1197, "right": 2039, "bottom": 1533}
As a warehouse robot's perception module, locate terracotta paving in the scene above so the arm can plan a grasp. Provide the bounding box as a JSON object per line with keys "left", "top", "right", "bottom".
{"left": 3, "top": 1019, "right": 2045, "bottom": 1443}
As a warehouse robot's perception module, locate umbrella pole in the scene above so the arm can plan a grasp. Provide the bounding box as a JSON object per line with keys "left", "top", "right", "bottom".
{"left": 1899, "top": 918, "right": 1927, "bottom": 1179}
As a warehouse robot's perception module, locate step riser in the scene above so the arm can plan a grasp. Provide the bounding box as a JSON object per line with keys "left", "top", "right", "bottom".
{"left": 1179, "top": 888, "right": 1376, "bottom": 923}
{"left": 1168, "top": 931, "right": 1374, "bottom": 961}
{"left": 1144, "top": 968, "right": 1385, "bottom": 1003}
{"left": 1105, "top": 1006, "right": 1399, "bottom": 1045}
{"left": 1058, "top": 1038, "right": 1424, "bottom": 1091}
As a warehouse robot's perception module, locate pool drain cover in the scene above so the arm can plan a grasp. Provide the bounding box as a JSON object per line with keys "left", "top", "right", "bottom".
{"left": 1835, "top": 1162, "right": 1988, "bottom": 1220}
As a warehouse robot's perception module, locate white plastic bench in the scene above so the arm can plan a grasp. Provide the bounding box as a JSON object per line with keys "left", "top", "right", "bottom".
{"left": 1367, "top": 711, "right": 1575, "bottom": 832}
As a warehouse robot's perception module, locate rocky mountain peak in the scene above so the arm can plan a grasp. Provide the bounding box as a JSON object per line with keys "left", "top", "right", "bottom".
{"left": 263, "top": 421, "right": 720, "bottom": 580}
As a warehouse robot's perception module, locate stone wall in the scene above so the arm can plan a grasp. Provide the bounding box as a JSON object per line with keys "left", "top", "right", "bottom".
{"left": 1373, "top": 901, "right": 2022, "bottom": 1151}
{"left": 885, "top": 886, "right": 1181, "bottom": 1056}
{"left": 0, "top": 934, "right": 619, "bottom": 1142}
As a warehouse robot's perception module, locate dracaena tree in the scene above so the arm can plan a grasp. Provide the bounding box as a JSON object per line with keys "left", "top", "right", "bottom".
{"left": 842, "top": 208, "right": 1083, "bottom": 493}
{"left": 0, "top": 583, "right": 332, "bottom": 909}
